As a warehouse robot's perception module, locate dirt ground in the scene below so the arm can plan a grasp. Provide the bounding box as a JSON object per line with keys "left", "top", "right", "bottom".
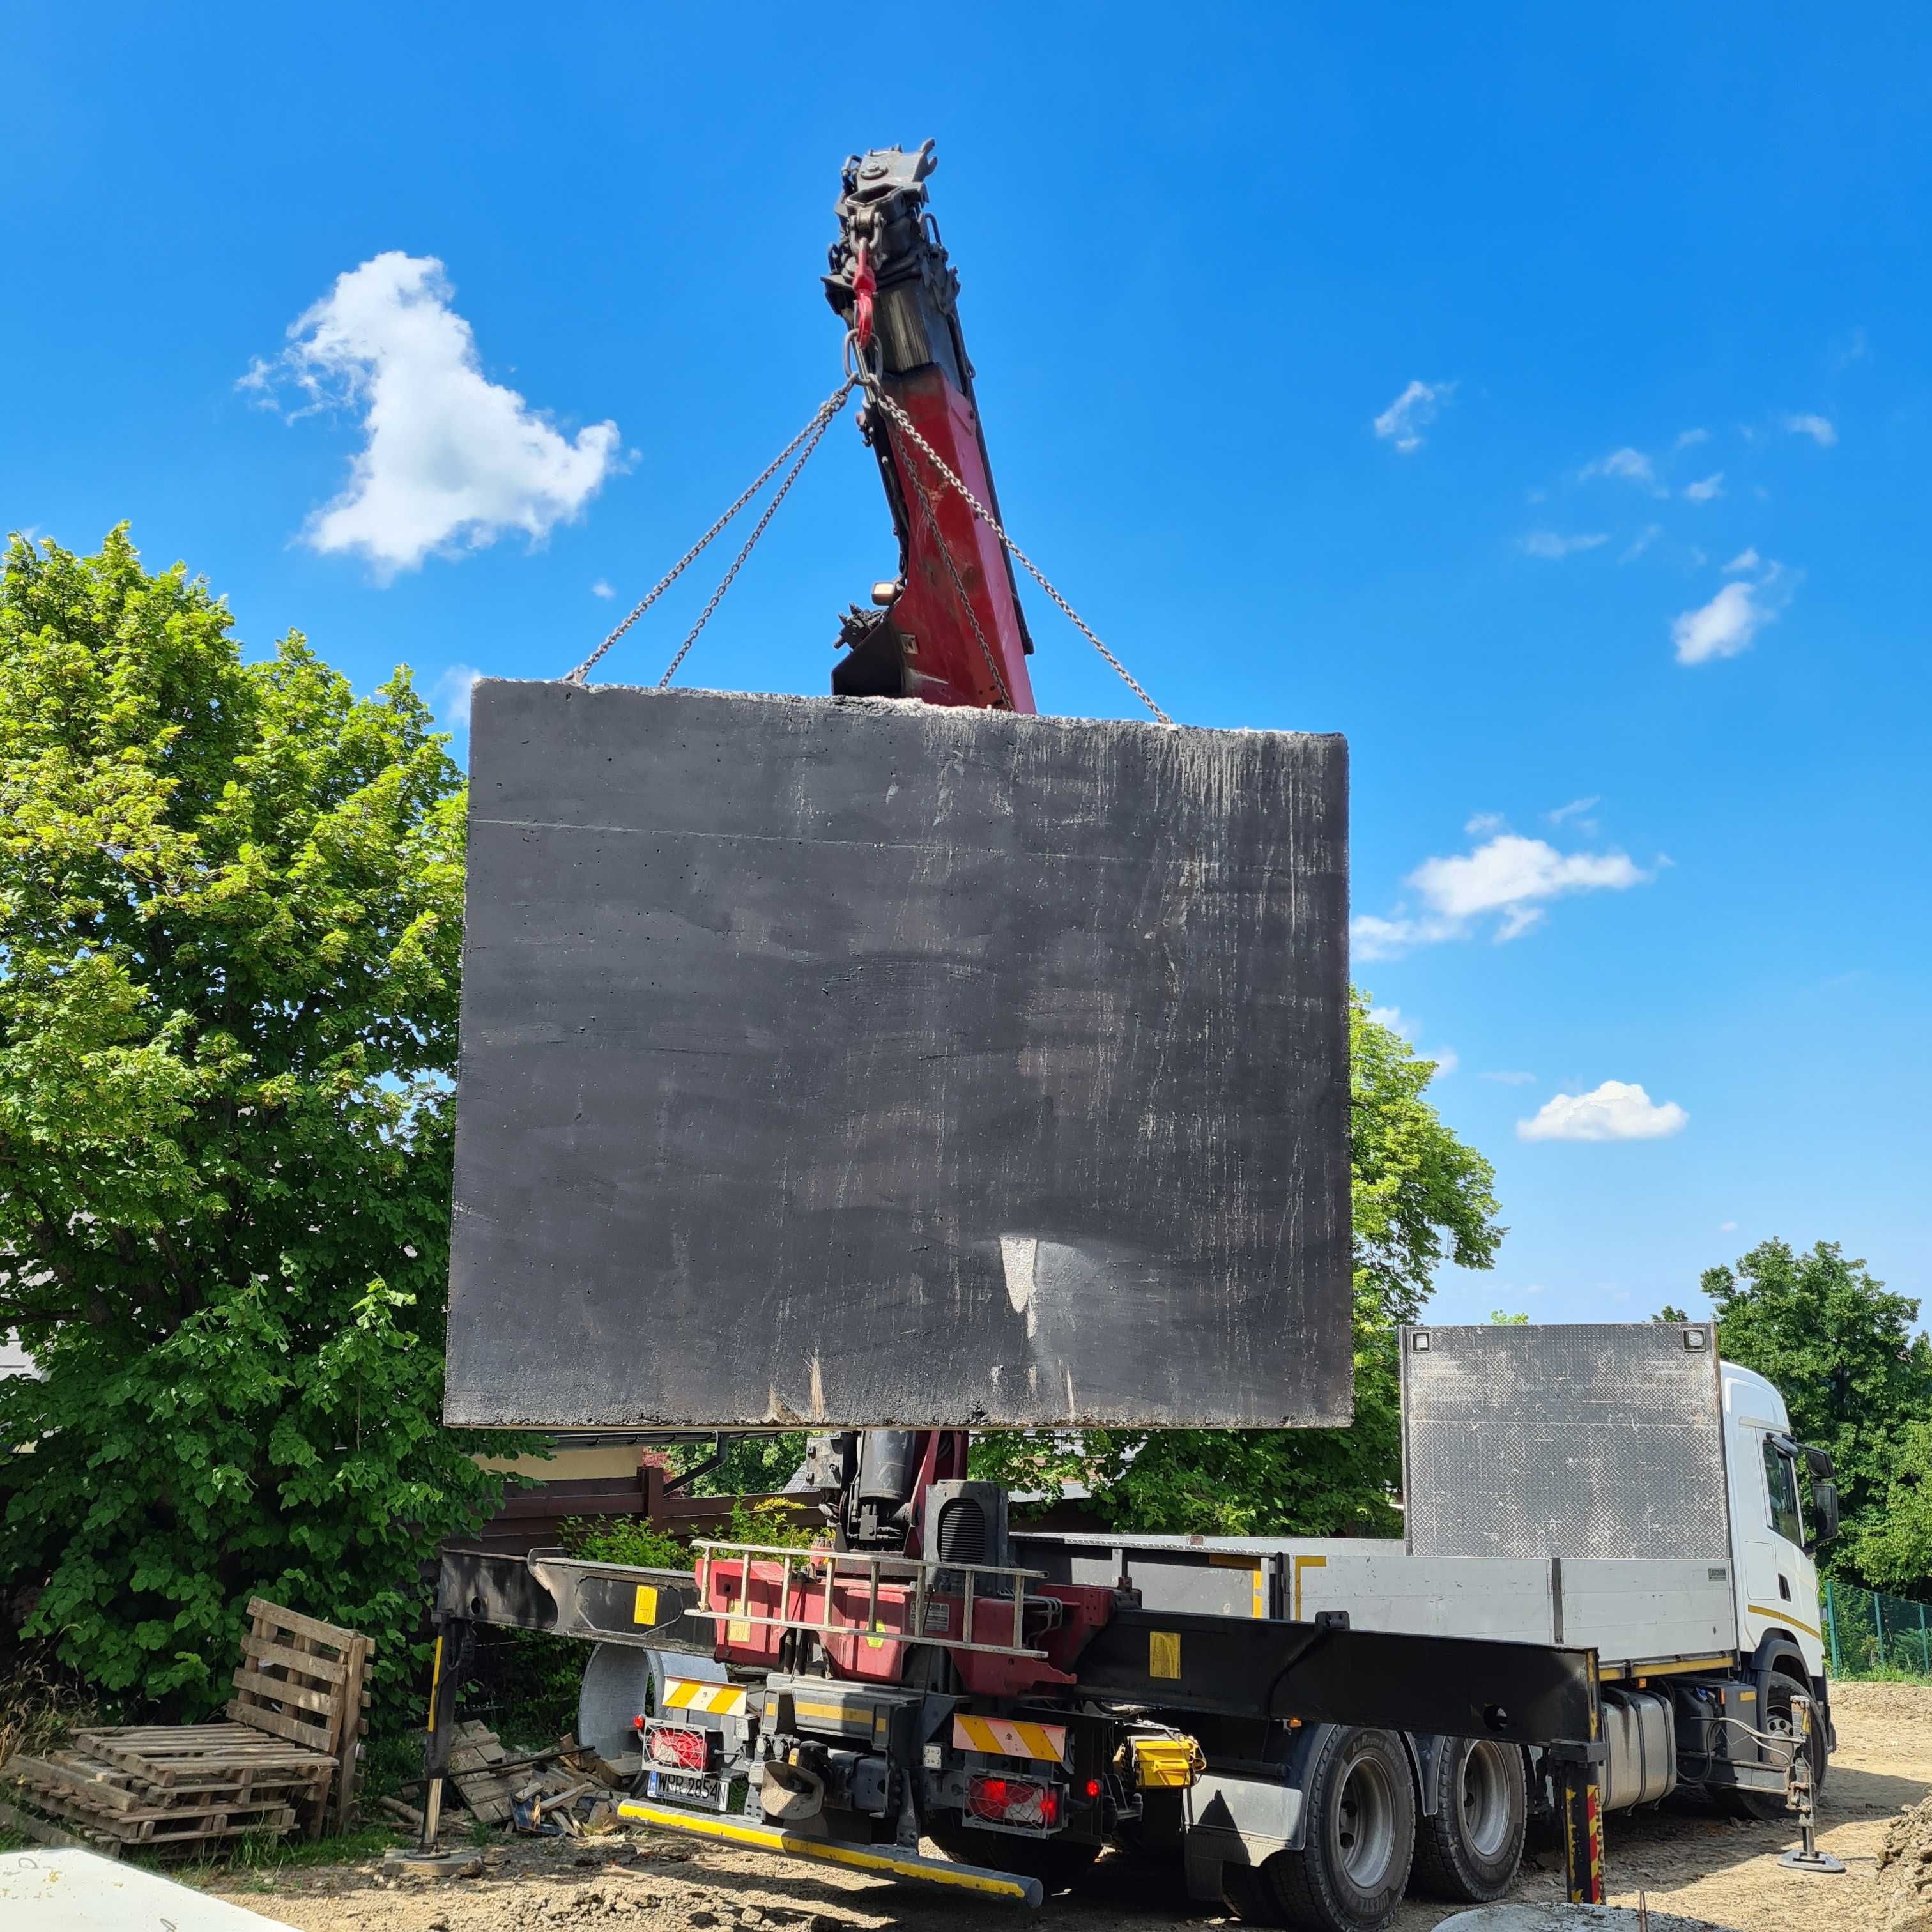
{"left": 199, "top": 1679, "right": 1932, "bottom": 1932}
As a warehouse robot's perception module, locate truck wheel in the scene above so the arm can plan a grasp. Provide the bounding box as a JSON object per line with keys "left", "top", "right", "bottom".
{"left": 1715, "top": 1671, "right": 1823, "bottom": 1823}
{"left": 1241, "top": 1728, "right": 1416, "bottom": 1932}
{"left": 1409, "top": 1738, "right": 1526, "bottom": 1902}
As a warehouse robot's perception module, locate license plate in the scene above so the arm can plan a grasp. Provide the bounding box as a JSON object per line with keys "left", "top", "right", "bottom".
{"left": 647, "top": 1768, "right": 729, "bottom": 1812}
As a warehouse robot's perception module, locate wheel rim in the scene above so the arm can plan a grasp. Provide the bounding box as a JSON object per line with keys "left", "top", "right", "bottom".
{"left": 1458, "top": 1741, "right": 1514, "bottom": 1860}
{"left": 1765, "top": 1696, "right": 1813, "bottom": 1777}
{"left": 1331, "top": 1751, "right": 1399, "bottom": 1890}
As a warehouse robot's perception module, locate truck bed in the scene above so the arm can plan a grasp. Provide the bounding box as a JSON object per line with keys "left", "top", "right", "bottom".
{"left": 1016, "top": 1531, "right": 1739, "bottom": 1675}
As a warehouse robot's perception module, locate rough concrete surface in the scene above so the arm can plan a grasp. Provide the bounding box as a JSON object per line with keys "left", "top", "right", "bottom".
{"left": 199, "top": 1679, "right": 1927, "bottom": 1932}
{"left": 447, "top": 682, "right": 1352, "bottom": 1432}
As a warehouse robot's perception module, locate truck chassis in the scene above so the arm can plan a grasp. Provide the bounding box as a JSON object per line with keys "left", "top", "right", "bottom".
{"left": 424, "top": 1538, "right": 1616, "bottom": 1927}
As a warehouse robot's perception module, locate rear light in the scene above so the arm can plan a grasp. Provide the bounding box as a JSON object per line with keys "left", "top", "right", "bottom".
{"left": 967, "top": 1773, "right": 1059, "bottom": 1828}
{"left": 648, "top": 1724, "right": 709, "bottom": 1772}
{"left": 1084, "top": 1777, "right": 1101, "bottom": 1799}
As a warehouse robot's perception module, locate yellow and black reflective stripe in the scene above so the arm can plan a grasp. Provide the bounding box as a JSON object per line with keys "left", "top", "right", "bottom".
{"left": 661, "top": 1678, "right": 747, "bottom": 1717}
{"left": 615, "top": 1801, "right": 1043, "bottom": 1905}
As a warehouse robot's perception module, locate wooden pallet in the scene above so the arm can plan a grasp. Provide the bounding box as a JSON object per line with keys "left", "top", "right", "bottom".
{"left": 1, "top": 1754, "right": 300, "bottom": 1844}
{"left": 222, "top": 1597, "right": 374, "bottom": 1836}
{"left": 0, "top": 1598, "right": 371, "bottom": 1855}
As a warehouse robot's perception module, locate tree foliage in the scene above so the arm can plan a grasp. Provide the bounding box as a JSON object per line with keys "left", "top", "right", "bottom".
{"left": 1704, "top": 1239, "right": 1932, "bottom": 1528}
{"left": 1704, "top": 1237, "right": 1932, "bottom": 1588}
{"left": 0, "top": 528, "right": 527, "bottom": 1722}
{"left": 975, "top": 993, "right": 1502, "bottom": 1535}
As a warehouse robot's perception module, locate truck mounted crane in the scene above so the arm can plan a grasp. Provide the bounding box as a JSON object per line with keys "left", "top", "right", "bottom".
{"left": 419, "top": 144, "right": 1836, "bottom": 1931}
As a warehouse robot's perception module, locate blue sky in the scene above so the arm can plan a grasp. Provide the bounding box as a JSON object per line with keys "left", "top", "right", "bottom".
{"left": 6, "top": 4, "right": 1928, "bottom": 1329}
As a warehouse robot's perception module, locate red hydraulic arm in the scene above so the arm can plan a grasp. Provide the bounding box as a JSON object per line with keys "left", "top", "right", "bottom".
{"left": 825, "top": 142, "right": 1037, "bottom": 716}
{"left": 809, "top": 142, "right": 1037, "bottom": 1561}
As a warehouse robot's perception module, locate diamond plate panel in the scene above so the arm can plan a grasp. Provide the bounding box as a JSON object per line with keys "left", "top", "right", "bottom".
{"left": 1400, "top": 1323, "right": 1730, "bottom": 1561}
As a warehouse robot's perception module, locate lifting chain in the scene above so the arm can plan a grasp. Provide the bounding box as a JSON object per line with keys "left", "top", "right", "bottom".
{"left": 567, "top": 348, "right": 1169, "bottom": 728}
{"left": 852, "top": 356, "right": 1171, "bottom": 726}
{"left": 565, "top": 377, "right": 857, "bottom": 687}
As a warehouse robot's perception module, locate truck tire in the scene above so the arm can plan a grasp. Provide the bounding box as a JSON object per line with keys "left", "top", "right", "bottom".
{"left": 1409, "top": 1738, "right": 1526, "bottom": 1902}
{"left": 1715, "top": 1669, "right": 1823, "bottom": 1823}
{"left": 1231, "top": 1728, "right": 1416, "bottom": 1932}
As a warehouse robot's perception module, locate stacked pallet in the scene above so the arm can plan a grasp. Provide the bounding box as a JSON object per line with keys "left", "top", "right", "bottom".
{"left": 2, "top": 1724, "right": 329, "bottom": 1852}
{"left": 0, "top": 1598, "right": 371, "bottom": 1857}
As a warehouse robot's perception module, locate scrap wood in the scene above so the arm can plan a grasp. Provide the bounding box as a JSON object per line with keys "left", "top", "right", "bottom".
{"left": 0, "top": 1795, "right": 120, "bottom": 1857}
{"left": 445, "top": 1720, "right": 514, "bottom": 1823}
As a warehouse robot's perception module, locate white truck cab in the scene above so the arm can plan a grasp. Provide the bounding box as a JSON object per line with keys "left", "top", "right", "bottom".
{"left": 1724, "top": 1361, "right": 1830, "bottom": 1680}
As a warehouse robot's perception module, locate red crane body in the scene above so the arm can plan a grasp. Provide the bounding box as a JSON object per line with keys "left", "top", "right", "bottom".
{"left": 824, "top": 141, "right": 1037, "bottom": 717}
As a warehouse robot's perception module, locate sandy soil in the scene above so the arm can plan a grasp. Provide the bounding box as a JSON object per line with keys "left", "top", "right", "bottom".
{"left": 203, "top": 1680, "right": 1932, "bottom": 1932}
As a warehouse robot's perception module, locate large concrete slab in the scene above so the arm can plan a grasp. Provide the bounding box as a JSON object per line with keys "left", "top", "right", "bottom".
{"left": 445, "top": 682, "right": 1351, "bottom": 1430}
{"left": 0, "top": 1850, "right": 300, "bottom": 1929}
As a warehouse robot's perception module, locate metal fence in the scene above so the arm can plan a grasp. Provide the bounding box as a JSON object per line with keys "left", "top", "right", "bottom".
{"left": 1823, "top": 1579, "right": 1932, "bottom": 1680}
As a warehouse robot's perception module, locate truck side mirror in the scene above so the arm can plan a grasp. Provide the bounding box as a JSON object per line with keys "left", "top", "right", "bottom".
{"left": 1808, "top": 1479, "right": 1839, "bottom": 1547}
{"left": 1804, "top": 1443, "right": 1834, "bottom": 1479}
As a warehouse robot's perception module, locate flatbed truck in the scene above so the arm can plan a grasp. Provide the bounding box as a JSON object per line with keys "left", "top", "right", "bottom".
{"left": 421, "top": 144, "right": 1837, "bottom": 1931}
{"left": 424, "top": 1322, "right": 1837, "bottom": 1928}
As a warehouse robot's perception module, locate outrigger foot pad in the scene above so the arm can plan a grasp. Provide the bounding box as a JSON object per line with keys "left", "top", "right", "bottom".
{"left": 616, "top": 1800, "right": 1045, "bottom": 1907}
{"left": 1778, "top": 1847, "right": 1846, "bottom": 1873}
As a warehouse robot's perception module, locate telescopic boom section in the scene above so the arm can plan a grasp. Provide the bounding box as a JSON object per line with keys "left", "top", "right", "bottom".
{"left": 819, "top": 142, "right": 1038, "bottom": 1556}
{"left": 825, "top": 141, "right": 1037, "bottom": 714}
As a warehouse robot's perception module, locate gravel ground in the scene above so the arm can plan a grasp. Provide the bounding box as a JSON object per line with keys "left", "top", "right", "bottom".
{"left": 203, "top": 1680, "right": 1932, "bottom": 1932}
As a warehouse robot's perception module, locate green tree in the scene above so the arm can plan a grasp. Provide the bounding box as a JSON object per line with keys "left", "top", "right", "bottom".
{"left": 1853, "top": 1420, "right": 1932, "bottom": 1595}
{"left": 1488, "top": 1310, "right": 1528, "bottom": 1325}
{"left": 1703, "top": 1238, "right": 1932, "bottom": 1556}
{"left": 1652, "top": 1304, "right": 1690, "bottom": 1323}
{"left": 976, "top": 993, "right": 1502, "bottom": 1535}
{"left": 0, "top": 528, "right": 528, "bottom": 1724}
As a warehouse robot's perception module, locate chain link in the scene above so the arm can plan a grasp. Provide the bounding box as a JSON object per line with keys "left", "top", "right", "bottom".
{"left": 859, "top": 378, "right": 1171, "bottom": 724}
{"left": 654, "top": 388, "right": 850, "bottom": 689}
{"left": 565, "top": 378, "right": 857, "bottom": 686}
{"left": 567, "top": 357, "right": 1169, "bottom": 728}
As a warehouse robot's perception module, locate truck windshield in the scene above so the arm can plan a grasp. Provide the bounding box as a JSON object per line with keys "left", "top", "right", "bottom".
{"left": 1762, "top": 1434, "right": 1806, "bottom": 1547}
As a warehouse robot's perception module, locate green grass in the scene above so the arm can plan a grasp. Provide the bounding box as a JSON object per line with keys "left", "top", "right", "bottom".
{"left": 164, "top": 1822, "right": 405, "bottom": 1888}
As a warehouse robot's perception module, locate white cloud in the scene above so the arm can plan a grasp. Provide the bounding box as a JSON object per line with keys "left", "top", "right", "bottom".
{"left": 1368, "top": 1005, "right": 1412, "bottom": 1038}
{"left": 1547, "top": 795, "right": 1600, "bottom": 825}
{"left": 592, "top": 578, "right": 615, "bottom": 599}
{"left": 1675, "top": 427, "right": 1710, "bottom": 450}
{"left": 1721, "top": 1220, "right": 1738, "bottom": 1232}
{"left": 1521, "top": 530, "right": 1610, "bottom": 559}
{"left": 1671, "top": 560, "right": 1794, "bottom": 666}
{"left": 433, "top": 663, "right": 483, "bottom": 728}
{"left": 1427, "top": 1046, "right": 1459, "bottom": 1077}
{"left": 1517, "top": 1080, "right": 1688, "bottom": 1142}
{"left": 1373, "top": 379, "right": 1454, "bottom": 454}
{"left": 1353, "top": 832, "right": 1651, "bottom": 958}
{"left": 1409, "top": 836, "right": 1648, "bottom": 939}
{"left": 1581, "top": 447, "right": 1655, "bottom": 485}
{"left": 1482, "top": 1070, "right": 1537, "bottom": 1085}
{"left": 245, "top": 252, "right": 622, "bottom": 576}
{"left": 1620, "top": 523, "right": 1663, "bottom": 563}
{"left": 1682, "top": 472, "right": 1725, "bottom": 503}
{"left": 1465, "top": 810, "right": 1506, "bottom": 836}
{"left": 1722, "top": 547, "right": 1761, "bottom": 575}
{"left": 1784, "top": 413, "right": 1837, "bottom": 447}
